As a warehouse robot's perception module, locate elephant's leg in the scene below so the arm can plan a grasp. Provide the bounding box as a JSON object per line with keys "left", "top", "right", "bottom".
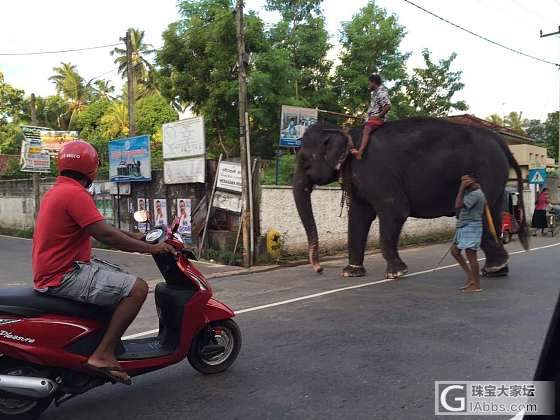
{"left": 378, "top": 213, "right": 408, "bottom": 279}
{"left": 342, "top": 199, "right": 376, "bottom": 278}
{"left": 481, "top": 193, "right": 509, "bottom": 273}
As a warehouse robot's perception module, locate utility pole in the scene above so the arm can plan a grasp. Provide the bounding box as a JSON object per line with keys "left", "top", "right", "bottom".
{"left": 235, "top": 0, "right": 253, "bottom": 267}
{"left": 540, "top": 26, "right": 560, "bottom": 166}
{"left": 125, "top": 29, "right": 136, "bottom": 137}
{"left": 30, "top": 93, "right": 40, "bottom": 221}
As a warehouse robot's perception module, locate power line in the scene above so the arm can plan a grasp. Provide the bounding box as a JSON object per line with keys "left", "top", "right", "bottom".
{"left": 0, "top": 42, "right": 122, "bottom": 56}
{"left": 401, "top": 0, "right": 560, "bottom": 67}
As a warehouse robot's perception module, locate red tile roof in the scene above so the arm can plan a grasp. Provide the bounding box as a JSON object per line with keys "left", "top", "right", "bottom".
{"left": 447, "top": 114, "right": 534, "bottom": 143}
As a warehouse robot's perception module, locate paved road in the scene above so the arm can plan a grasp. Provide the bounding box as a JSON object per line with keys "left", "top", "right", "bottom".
{"left": 1, "top": 235, "right": 558, "bottom": 419}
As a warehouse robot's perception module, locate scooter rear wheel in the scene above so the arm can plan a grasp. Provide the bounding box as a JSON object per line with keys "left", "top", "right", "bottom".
{"left": 0, "top": 360, "right": 53, "bottom": 420}
{"left": 188, "top": 319, "right": 242, "bottom": 374}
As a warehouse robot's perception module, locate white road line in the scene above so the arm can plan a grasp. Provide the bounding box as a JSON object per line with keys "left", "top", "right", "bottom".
{"left": 0, "top": 234, "right": 225, "bottom": 267}
{"left": 123, "top": 242, "right": 560, "bottom": 340}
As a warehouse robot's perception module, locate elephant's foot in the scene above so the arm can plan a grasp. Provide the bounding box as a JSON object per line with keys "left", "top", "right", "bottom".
{"left": 342, "top": 265, "right": 366, "bottom": 277}
{"left": 385, "top": 261, "right": 408, "bottom": 279}
{"left": 481, "top": 265, "right": 509, "bottom": 277}
{"left": 482, "top": 258, "right": 509, "bottom": 274}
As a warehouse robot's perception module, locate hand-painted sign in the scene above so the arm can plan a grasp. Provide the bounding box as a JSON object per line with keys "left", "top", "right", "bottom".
{"left": 163, "top": 157, "right": 205, "bottom": 184}
{"left": 163, "top": 117, "right": 205, "bottom": 159}
{"left": 109, "top": 135, "right": 151, "bottom": 182}
{"left": 279, "top": 105, "right": 318, "bottom": 148}
{"left": 529, "top": 168, "right": 547, "bottom": 185}
{"left": 214, "top": 190, "right": 242, "bottom": 213}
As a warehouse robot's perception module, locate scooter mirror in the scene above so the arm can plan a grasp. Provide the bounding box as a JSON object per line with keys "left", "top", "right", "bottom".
{"left": 133, "top": 210, "right": 149, "bottom": 223}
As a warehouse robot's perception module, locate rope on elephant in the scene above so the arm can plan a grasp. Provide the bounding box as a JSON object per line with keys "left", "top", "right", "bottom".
{"left": 338, "top": 161, "right": 352, "bottom": 217}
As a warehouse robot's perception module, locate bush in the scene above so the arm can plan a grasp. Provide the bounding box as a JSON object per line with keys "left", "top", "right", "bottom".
{"left": 262, "top": 153, "right": 295, "bottom": 185}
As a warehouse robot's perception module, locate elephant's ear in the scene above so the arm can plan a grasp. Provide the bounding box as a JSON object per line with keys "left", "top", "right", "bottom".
{"left": 323, "top": 132, "right": 349, "bottom": 171}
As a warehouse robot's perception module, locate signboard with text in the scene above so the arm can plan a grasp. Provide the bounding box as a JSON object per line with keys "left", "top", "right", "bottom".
{"left": 163, "top": 157, "right": 205, "bottom": 184}
{"left": 108, "top": 135, "right": 151, "bottom": 182}
{"left": 216, "top": 161, "right": 242, "bottom": 193}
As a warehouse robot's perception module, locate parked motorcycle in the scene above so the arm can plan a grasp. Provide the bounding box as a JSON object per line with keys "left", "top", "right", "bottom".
{"left": 0, "top": 211, "right": 241, "bottom": 419}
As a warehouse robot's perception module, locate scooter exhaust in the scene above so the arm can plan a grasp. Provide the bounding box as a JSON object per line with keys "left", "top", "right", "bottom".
{"left": 0, "top": 375, "right": 57, "bottom": 399}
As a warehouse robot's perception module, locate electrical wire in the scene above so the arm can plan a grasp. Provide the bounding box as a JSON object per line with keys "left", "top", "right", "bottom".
{"left": 401, "top": 0, "right": 560, "bottom": 67}
{"left": 0, "top": 42, "right": 122, "bottom": 56}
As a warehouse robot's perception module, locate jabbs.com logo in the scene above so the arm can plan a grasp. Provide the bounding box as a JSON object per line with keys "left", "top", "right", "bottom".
{"left": 436, "top": 383, "right": 467, "bottom": 414}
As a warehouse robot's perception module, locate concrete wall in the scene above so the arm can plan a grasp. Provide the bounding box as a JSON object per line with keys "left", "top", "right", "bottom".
{"left": 0, "top": 178, "right": 55, "bottom": 230}
{"left": 260, "top": 186, "right": 456, "bottom": 251}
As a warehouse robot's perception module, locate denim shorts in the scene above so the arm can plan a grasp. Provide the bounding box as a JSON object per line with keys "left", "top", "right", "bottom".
{"left": 40, "top": 258, "right": 137, "bottom": 307}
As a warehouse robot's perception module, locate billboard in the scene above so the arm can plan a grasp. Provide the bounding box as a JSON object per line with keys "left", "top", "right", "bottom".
{"left": 279, "top": 105, "right": 318, "bottom": 148}
{"left": 108, "top": 135, "right": 151, "bottom": 182}
{"left": 40, "top": 130, "right": 79, "bottom": 154}
{"left": 19, "top": 125, "right": 51, "bottom": 173}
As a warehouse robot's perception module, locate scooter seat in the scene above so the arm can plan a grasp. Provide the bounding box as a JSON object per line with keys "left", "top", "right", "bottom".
{"left": 0, "top": 288, "right": 112, "bottom": 322}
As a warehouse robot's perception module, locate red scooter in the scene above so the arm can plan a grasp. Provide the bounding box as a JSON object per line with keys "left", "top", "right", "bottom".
{"left": 0, "top": 212, "right": 241, "bottom": 420}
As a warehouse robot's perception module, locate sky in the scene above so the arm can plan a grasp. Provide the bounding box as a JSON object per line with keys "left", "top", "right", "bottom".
{"left": 1, "top": 0, "right": 559, "bottom": 121}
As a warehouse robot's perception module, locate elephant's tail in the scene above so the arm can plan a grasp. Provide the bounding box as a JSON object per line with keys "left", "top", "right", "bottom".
{"left": 500, "top": 139, "right": 530, "bottom": 250}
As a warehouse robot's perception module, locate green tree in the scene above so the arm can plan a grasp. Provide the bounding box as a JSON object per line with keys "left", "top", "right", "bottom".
{"left": 333, "top": 1, "right": 409, "bottom": 118}
{"left": 136, "top": 95, "right": 178, "bottom": 136}
{"left": 70, "top": 99, "right": 111, "bottom": 139}
{"left": 100, "top": 101, "right": 129, "bottom": 139}
{"left": 402, "top": 49, "right": 467, "bottom": 117}
{"left": 504, "top": 111, "right": 525, "bottom": 134}
{"left": 487, "top": 114, "right": 504, "bottom": 126}
{"left": 543, "top": 111, "right": 559, "bottom": 161}
{"left": 524, "top": 118, "right": 545, "bottom": 142}
{"left": 48, "top": 62, "right": 92, "bottom": 127}
{"left": 247, "top": 0, "right": 335, "bottom": 158}
{"left": 92, "top": 79, "right": 115, "bottom": 100}
{"left": 0, "top": 72, "right": 25, "bottom": 154}
{"left": 157, "top": 0, "right": 267, "bottom": 157}
{"left": 111, "top": 28, "right": 157, "bottom": 99}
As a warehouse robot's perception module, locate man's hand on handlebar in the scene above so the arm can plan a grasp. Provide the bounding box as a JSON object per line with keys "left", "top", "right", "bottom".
{"left": 150, "top": 242, "right": 177, "bottom": 256}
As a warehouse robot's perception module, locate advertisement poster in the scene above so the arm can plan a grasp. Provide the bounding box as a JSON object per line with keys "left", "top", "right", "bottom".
{"left": 19, "top": 125, "right": 51, "bottom": 173}
{"left": 279, "top": 105, "right": 318, "bottom": 148}
{"left": 153, "top": 199, "right": 168, "bottom": 227}
{"left": 109, "top": 135, "right": 151, "bottom": 182}
{"left": 40, "top": 130, "right": 79, "bottom": 154}
{"left": 177, "top": 198, "right": 192, "bottom": 235}
{"left": 163, "top": 117, "right": 205, "bottom": 159}
{"left": 137, "top": 198, "right": 150, "bottom": 232}
{"left": 216, "top": 161, "right": 242, "bottom": 193}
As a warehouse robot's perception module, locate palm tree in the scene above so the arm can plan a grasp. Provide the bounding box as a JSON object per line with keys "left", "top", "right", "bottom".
{"left": 100, "top": 101, "right": 129, "bottom": 138}
{"left": 111, "top": 28, "right": 157, "bottom": 98}
{"left": 48, "top": 62, "right": 91, "bottom": 126}
{"left": 504, "top": 111, "right": 525, "bottom": 134}
{"left": 93, "top": 79, "right": 115, "bottom": 100}
{"left": 486, "top": 114, "right": 504, "bottom": 126}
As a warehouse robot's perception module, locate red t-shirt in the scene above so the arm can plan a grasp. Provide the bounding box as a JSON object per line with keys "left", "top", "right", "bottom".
{"left": 32, "top": 176, "right": 104, "bottom": 288}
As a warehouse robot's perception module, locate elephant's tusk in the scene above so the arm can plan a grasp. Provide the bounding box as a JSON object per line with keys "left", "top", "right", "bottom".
{"left": 484, "top": 204, "right": 499, "bottom": 243}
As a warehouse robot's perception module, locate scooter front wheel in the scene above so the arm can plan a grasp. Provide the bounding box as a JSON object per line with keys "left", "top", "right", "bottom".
{"left": 188, "top": 319, "right": 242, "bottom": 374}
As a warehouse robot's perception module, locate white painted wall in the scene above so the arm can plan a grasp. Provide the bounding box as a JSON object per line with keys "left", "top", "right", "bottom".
{"left": 0, "top": 196, "right": 35, "bottom": 229}
{"left": 260, "top": 186, "right": 456, "bottom": 251}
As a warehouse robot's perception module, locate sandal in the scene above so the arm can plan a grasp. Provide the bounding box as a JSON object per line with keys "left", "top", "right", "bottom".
{"left": 82, "top": 362, "right": 132, "bottom": 385}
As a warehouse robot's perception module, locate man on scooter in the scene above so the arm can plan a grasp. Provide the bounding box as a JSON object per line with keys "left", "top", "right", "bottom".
{"left": 32, "top": 140, "right": 175, "bottom": 385}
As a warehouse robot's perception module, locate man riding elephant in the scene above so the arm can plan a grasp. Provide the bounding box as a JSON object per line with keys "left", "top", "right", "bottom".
{"left": 293, "top": 118, "right": 529, "bottom": 279}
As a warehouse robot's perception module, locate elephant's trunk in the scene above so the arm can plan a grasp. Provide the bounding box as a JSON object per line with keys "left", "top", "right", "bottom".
{"left": 293, "top": 169, "right": 323, "bottom": 273}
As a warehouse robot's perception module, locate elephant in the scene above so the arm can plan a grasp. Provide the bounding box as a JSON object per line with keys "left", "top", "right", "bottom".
{"left": 293, "top": 117, "right": 529, "bottom": 278}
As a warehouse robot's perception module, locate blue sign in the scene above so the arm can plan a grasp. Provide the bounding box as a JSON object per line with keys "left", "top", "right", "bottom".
{"left": 528, "top": 168, "right": 547, "bottom": 185}
{"left": 279, "top": 105, "right": 318, "bottom": 148}
{"left": 109, "top": 135, "right": 151, "bottom": 182}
